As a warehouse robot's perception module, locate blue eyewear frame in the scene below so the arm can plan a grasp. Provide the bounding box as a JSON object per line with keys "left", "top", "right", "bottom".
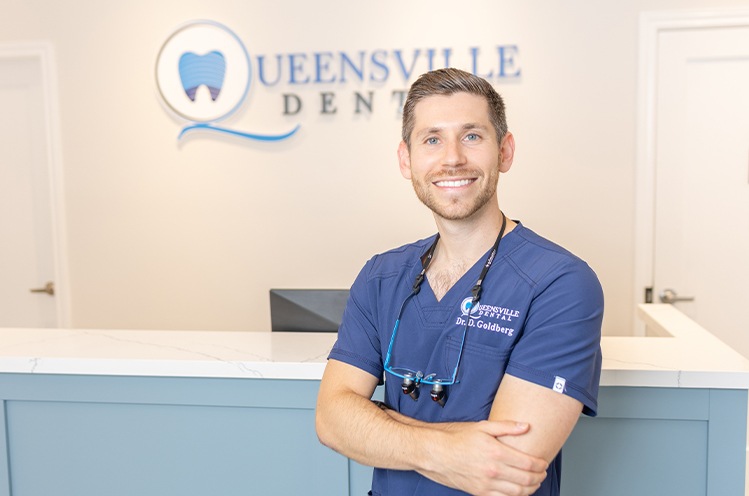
{"left": 380, "top": 213, "right": 507, "bottom": 407}
{"left": 382, "top": 291, "right": 474, "bottom": 406}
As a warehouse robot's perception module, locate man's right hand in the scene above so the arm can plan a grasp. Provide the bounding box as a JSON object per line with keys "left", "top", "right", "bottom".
{"left": 417, "top": 420, "right": 548, "bottom": 496}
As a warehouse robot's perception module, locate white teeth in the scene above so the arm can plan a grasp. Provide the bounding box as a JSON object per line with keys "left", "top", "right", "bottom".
{"left": 435, "top": 179, "right": 473, "bottom": 187}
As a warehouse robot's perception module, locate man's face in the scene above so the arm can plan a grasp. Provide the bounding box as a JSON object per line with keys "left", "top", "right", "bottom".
{"left": 398, "top": 92, "right": 513, "bottom": 222}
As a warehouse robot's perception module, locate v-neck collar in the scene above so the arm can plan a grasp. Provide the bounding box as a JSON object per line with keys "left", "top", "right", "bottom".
{"left": 405, "top": 221, "right": 519, "bottom": 326}
{"left": 403, "top": 254, "right": 483, "bottom": 327}
{"left": 422, "top": 242, "right": 493, "bottom": 304}
{"left": 424, "top": 215, "right": 510, "bottom": 304}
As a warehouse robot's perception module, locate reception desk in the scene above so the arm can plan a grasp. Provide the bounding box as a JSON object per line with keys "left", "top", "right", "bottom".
{"left": 0, "top": 304, "right": 747, "bottom": 495}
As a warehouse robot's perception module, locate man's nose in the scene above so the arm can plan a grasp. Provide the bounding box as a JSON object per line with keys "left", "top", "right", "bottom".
{"left": 442, "top": 139, "right": 467, "bottom": 167}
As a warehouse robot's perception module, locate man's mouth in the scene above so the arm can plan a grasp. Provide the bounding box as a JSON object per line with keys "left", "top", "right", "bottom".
{"left": 433, "top": 178, "right": 475, "bottom": 188}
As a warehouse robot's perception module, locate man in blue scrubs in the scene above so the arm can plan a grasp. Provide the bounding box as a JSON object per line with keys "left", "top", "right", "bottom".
{"left": 316, "top": 68, "right": 603, "bottom": 496}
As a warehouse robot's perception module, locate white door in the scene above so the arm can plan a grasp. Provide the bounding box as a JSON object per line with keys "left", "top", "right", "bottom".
{"left": 0, "top": 47, "right": 67, "bottom": 327}
{"left": 643, "top": 18, "right": 749, "bottom": 356}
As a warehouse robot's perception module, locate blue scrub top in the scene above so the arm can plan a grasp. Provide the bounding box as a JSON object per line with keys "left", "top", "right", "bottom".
{"left": 329, "top": 222, "right": 604, "bottom": 496}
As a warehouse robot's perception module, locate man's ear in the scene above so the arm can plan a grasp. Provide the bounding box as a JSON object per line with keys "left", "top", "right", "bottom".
{"left": 499, "top": 132, "right": 515, "bottom": 173}
{"left": 398, "top": 141, "right": 412, "bottom": 179}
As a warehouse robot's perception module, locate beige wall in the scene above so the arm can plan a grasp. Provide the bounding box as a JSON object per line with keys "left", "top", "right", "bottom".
{"left": 2, "top": 0, "right": 746, "bottom": 334}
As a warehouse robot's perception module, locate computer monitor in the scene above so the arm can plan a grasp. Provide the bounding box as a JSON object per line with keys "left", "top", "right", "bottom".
{"left": 269, "top": 289, "right": 349, "bottom": 332}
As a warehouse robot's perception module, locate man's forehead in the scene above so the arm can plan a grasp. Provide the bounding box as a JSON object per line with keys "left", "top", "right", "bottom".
{"left": 411, "top": 92, "right": 492, "bottom": 129}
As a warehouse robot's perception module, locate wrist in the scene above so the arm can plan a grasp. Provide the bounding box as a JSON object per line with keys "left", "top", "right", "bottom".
{"left": 416, "top": 427, "right": 454, "bottom": 476}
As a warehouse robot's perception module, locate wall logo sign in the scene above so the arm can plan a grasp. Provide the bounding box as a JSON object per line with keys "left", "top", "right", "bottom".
{"left": 156, "top": 20, "right": 521, "bottom": 143}
{"left": 155, "top": 20, "right": 300, "bottom": 142}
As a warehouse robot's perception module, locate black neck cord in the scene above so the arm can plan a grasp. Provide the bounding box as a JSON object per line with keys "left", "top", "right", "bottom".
{"left": 412, "top": 212, "right": 508, "bottom": 302}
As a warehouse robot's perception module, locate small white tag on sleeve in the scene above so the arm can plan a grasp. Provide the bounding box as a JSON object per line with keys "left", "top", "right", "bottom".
{"left": 553, "top": 376, "right": 566, "bottom": 393}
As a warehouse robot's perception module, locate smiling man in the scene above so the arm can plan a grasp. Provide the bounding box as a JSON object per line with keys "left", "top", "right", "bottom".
{"left": 316, "top": 68, "right": 603, "bottom": 496}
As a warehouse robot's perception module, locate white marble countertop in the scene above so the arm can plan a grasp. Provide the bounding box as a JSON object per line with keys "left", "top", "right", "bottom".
{"left": 1, "top": 304, "right": 748, "bottom": 388}
{"left": 0, "top": 328, "right": 337, "bottom": 380}
{"left": 601, "top": 304, "right": 749, "bottom": 389}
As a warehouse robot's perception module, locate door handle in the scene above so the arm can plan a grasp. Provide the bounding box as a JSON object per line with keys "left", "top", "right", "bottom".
{"left": 29, "top": 281, "right": 55, "bottom": 296}
{"left": 659, "top": 288, "right": 694, "bottom": 304}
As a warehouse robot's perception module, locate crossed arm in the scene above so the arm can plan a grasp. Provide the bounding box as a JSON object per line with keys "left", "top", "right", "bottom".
{"left": 315, "top": 359, "right": 584, "bottom": 496}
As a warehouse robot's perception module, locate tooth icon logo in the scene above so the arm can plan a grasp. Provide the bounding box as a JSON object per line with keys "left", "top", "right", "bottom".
{"left": 179, "top": 51, "right": 226, "bottom": 102}
{"left": 155, "top": 20, "right": 299, "bottom": 142}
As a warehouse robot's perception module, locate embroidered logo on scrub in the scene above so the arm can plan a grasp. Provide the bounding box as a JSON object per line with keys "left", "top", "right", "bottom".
{"left": 460, "top": 297, "right": 481, "bottom": 316}
{"left": 457, "top": 297, "right": 520, "bottom": 336}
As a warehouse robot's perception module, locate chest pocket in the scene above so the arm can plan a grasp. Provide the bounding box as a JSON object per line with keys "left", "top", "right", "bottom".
{"left": 439, "top": 335, "right": 512, "bottom": 422}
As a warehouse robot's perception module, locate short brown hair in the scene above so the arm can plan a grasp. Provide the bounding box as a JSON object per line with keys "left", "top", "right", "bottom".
{"left": 401, "top": 68, "right": 508, "bottom": 147}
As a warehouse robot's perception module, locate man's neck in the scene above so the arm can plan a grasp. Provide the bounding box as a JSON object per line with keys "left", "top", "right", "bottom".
{"left": 432, "top": 204, "right": 514, "bottom": 267}
{"left": 426, "top": 204, "right": 516, "bottom": 301}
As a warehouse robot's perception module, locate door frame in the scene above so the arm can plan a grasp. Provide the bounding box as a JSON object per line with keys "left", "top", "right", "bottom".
{"left": 0, "top": 42, "right": 70, "bottom": 327}
{"left": 634, "top": 8, "right": 749, "bottom": 335}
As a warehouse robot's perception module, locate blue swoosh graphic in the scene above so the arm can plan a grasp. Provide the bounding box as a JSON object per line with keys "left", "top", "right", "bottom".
{"left": 179, "top": 123, "right": 301, "bottom": 141}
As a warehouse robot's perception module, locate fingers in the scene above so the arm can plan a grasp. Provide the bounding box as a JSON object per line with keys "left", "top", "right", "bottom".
{"left": 476, "top": 420, "right": 548, "bottom": 472}
{"left": 479, "top": 419, "right": 531, "bottom": 437}
{"left": 475, "top": 421, "right": 549, "bottom": 494}
{"left": 488, "top": 458, "right": 547, "bottom": 492}
{"left": 429, "top": 421, "right": 548, "bottom": 495}
{"left": 480, "top": 452, "right": 547, "bottom": 493}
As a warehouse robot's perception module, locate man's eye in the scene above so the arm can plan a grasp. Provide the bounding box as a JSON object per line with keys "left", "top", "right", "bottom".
{"left": 426, "top": 137, "right": 439, "bottom": 145}
{"left": 465, "top": 133, "right": 479, "bottom": 141}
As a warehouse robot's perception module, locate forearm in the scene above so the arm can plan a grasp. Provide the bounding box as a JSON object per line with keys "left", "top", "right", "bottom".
{"left": 380, "top": 404, "right": 455, "bottom": 430}
{"left": 315, "top": 365, "right": 441, "bottom": 471}
{"left": 317, "top": 361, "right": 548, "bottom": 495}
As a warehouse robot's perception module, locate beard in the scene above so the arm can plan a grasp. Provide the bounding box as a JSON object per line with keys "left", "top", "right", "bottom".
{"left": 410, "top": 168, "right": 499, "bottom": 221}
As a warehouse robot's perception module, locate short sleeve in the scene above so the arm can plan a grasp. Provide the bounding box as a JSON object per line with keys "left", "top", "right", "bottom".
{"left": 505, "top": 260, "right": 603, "bottom": 416}
{"left": 328, "top": 258, "right": 385, "bottom": 379}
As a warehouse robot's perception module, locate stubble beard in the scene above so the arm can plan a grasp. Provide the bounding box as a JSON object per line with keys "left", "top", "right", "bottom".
{"left": 411, "top": 169, "right": 499, "bottom": 221}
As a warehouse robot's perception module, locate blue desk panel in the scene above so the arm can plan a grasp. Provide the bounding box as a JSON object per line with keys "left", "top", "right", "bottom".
{"left": 0, "top": 374, "right": 744, "bottom": 495}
